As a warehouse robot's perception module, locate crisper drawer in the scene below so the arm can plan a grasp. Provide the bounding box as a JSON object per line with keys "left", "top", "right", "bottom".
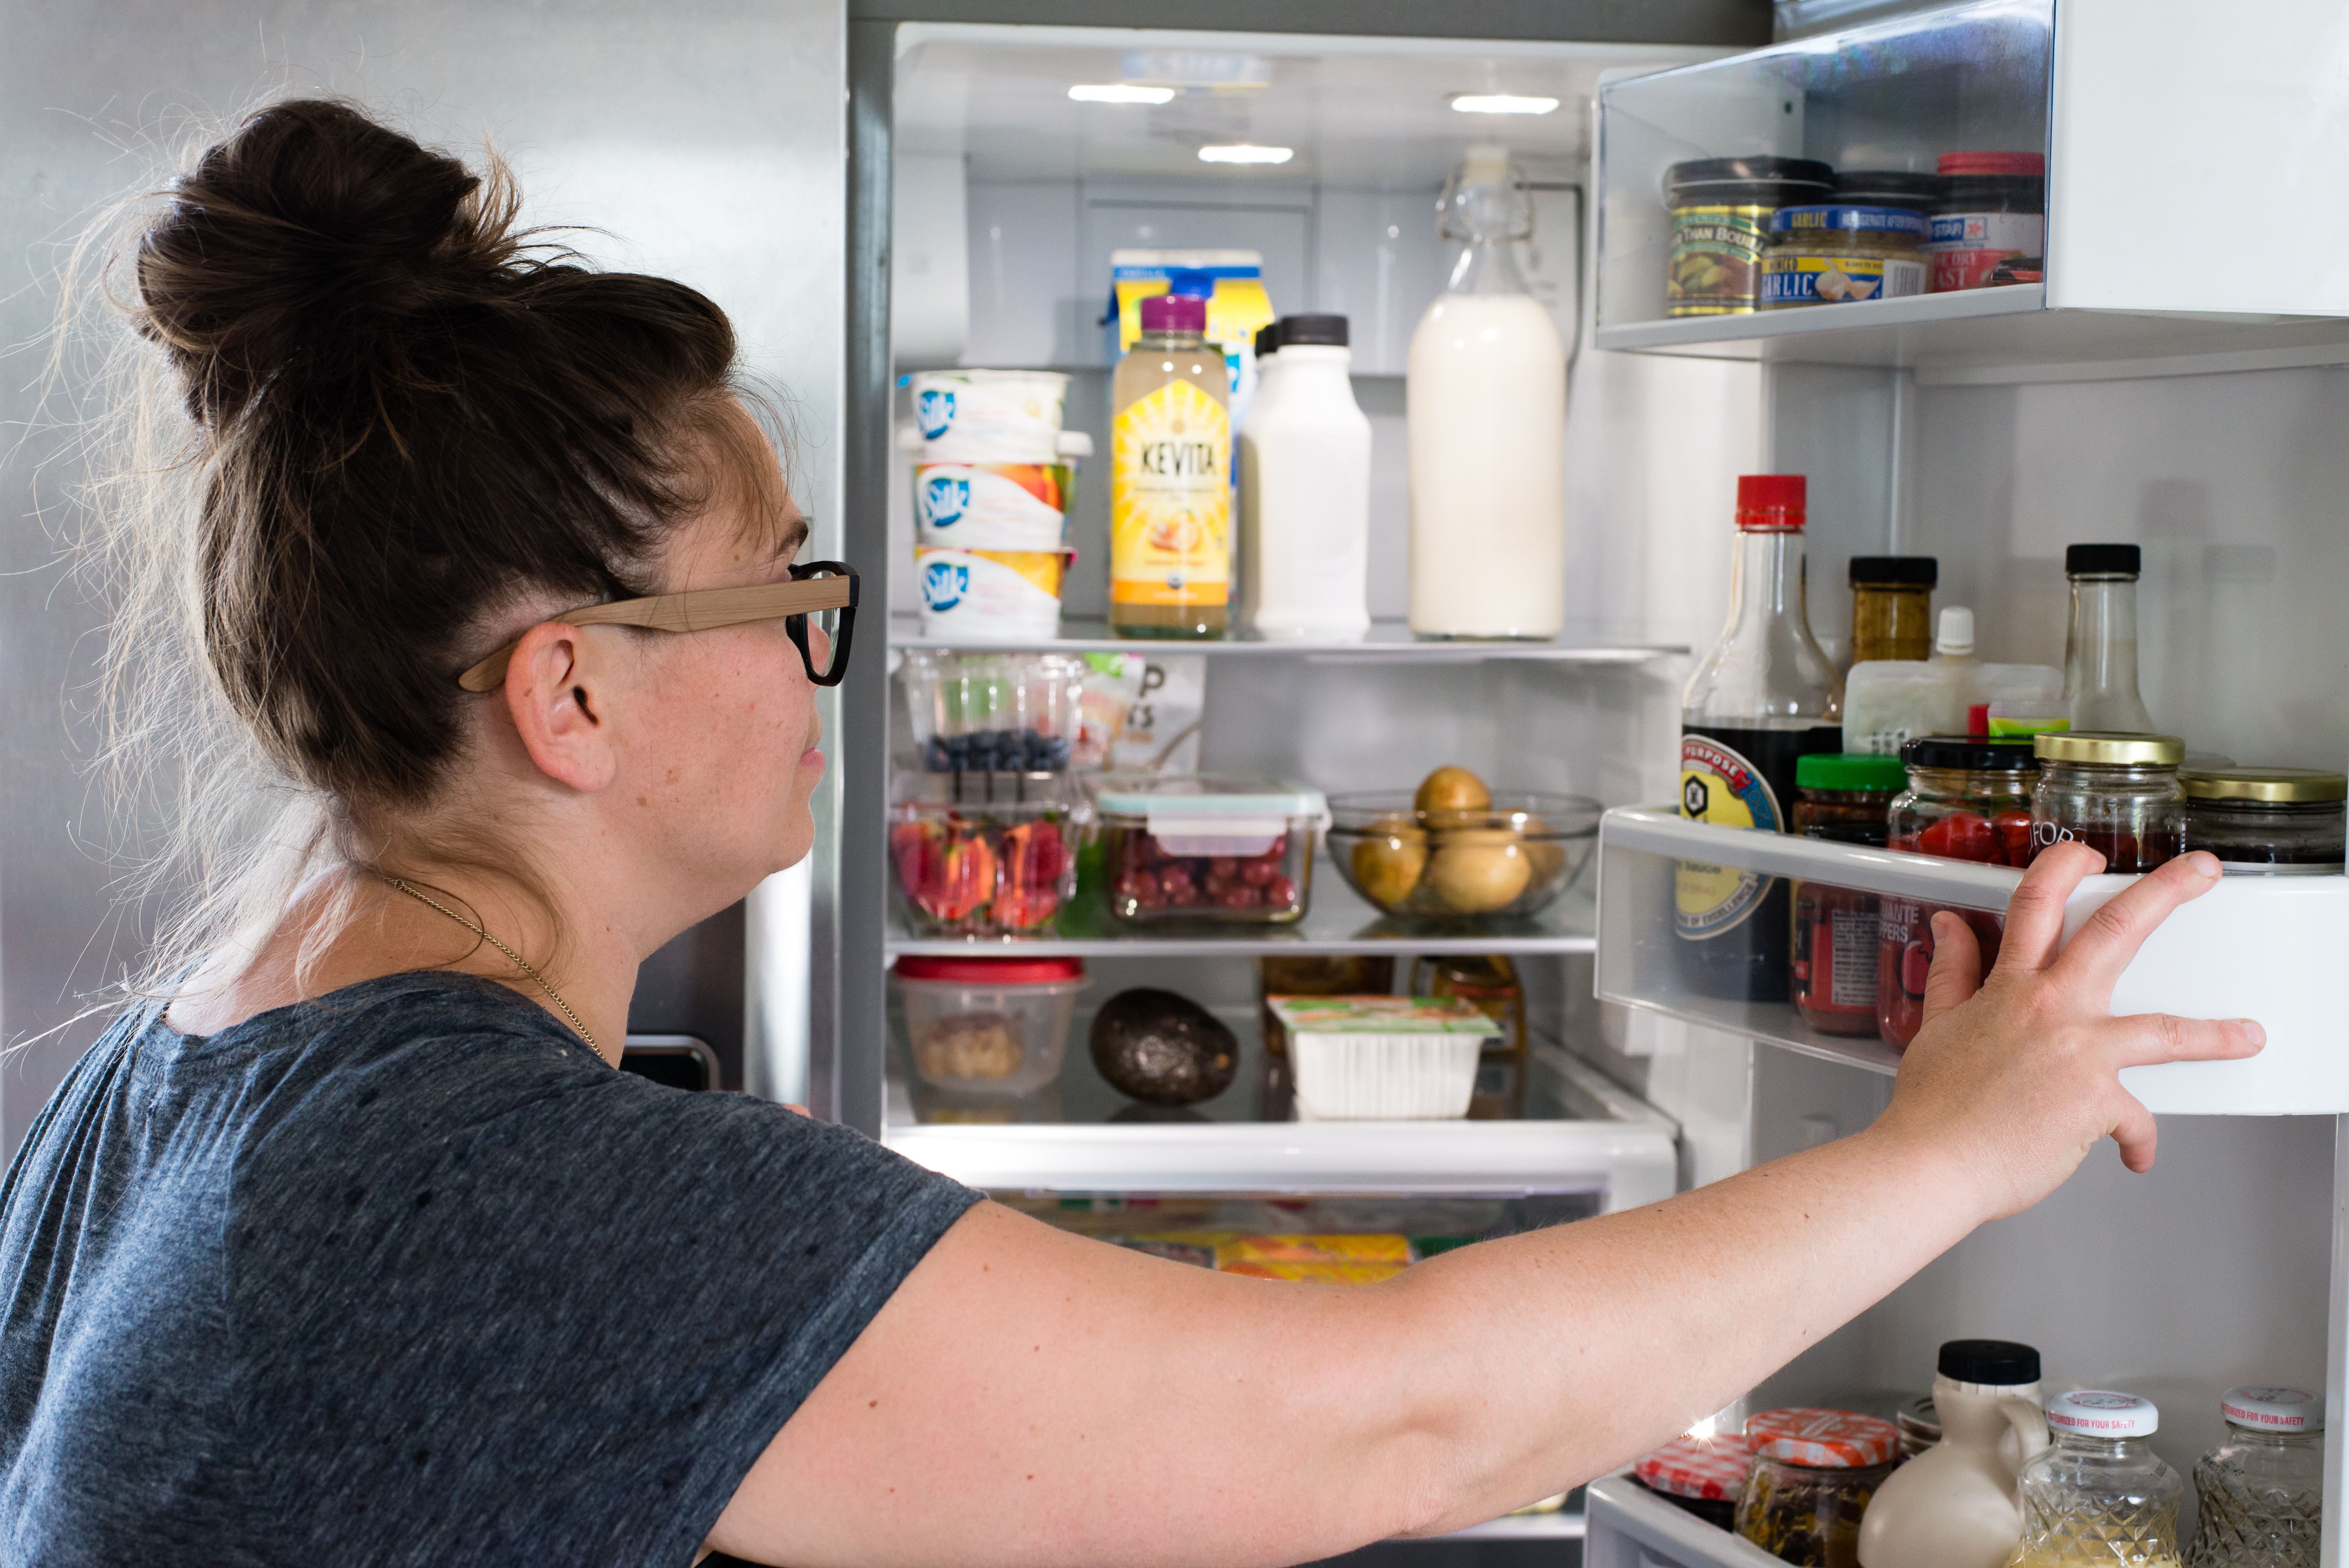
{"left": 1584, "top": 1473, "right": 1779, "bottom": 1568}
{"left": 1595, "top": 805, "right": 2349, "bottom": 1115}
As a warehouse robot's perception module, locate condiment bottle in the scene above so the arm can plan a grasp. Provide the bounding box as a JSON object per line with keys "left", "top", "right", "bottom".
{"left": 1849, "top": 556, "right": 1938, "bottom": 664}
{"left": 1239, "top": 314, "right": 1372, "bottom": 640}
{"left": 1790, "top": 753, "right": 1907, "bottom": 1038}
{"left": 1110, "top": 292, "right": 1231, "bottom": 639}
{"left": 1737, "top": 1408, "right": 1901, "bottom": 1565}
{"left": 1880, "top": 737, "right": 2038, "bottom": 1048}
{"left": 1406, "top": 145, "right": 1565, "bottom": 641}
{"left": 1857, "top": 1339, "right": 2048, "bottom": 1568}
{"left": 2063, "top": 543, "right": 2156, "bottom": 733}
{"left": 2028, "top": 731, "right": 2186, "bottom": 871}
{"left": 2180, "top": 768, "right": 2347, "bottom": 875}
{"left": 2011, "top": 1391, "right": 2183, "bottom": 1568}
{"left": 2188, "top": 1385, "right": 2323, "bottom": 1567}
{"left": 1679, "top": 475, "right": 1845, "bottom": 1003}
{"left": 1928, "top": 151, "right": 2046, "bottom": 294}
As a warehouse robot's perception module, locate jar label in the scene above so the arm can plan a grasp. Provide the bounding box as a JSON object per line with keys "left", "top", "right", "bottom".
{"left": 1926, "top": 212, "right": 2044, "bottom": 291}
{"left": 1667, "top": 203, "right": 1772, "bottom": 317}
{"left": 1110, "top": 378, "right": 1230, "bottom": 607}
{"left": 1761, "top": 252, "right": 1927, "bottom": 306}
{"left": 1675, "top": 734, "right": 1779, "bottom": 937}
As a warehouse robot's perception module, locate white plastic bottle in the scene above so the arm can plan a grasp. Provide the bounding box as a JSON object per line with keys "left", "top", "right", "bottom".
{"left": 1406, "top": 145, "right": 1567, "bottom": 640}
{"left": 1857, "top": 1339, "right": 2048, "bottom": 1568}
{"left": 1241, "top": 315, "right": 1371, "bottom": 639}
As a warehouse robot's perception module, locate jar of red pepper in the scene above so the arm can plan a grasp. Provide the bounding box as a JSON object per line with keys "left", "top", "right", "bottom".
{"left": 1878, "top": 737, "right": 2039, "bottom": 1048}
{"left": 1791, "top": 753, "right": 1907, "bottom": 1038}
{"left": 2030, "top": 732, "right": 2187, "bottom": 872}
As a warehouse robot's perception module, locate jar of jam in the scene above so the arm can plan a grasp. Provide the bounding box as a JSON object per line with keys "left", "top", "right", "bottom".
{"left": 1736, "top": 1408, "right": 1901, "bottom": 1565}
{"left": 2029, "top": 732, "right": 2186, "bottom": 871}
{"left": 1791, "top": 753, "right": 1907, "bottom": 1038}
{"left": 1878, "top": 737, "right": 2039, "bottom": 1048}
{"left": 2181, "top": 768, "right": 2347, "bottom": 875}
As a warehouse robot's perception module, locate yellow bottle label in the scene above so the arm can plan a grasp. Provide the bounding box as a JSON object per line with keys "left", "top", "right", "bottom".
{"left": 1111, "top": 378, "right": 1230, "bottom": 607}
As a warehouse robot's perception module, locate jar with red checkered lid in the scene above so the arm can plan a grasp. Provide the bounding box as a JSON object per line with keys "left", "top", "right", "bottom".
{"left": 1734, "top": 1408, "right": 1901, "bottom": 1563}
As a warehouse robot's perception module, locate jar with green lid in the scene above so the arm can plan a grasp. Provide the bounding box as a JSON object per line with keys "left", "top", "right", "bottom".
{"left": 2030, "top": 732, "right": 2187, "bottom": 873}
{"left": 1762, "top": 205, "right": 1930, "bottom": 308}
{"left": 2181, "top": 767, "right": 2347, "bottom": 873}
{"left": 1791, "top": 753, "right": 1907, "bottom": 1038}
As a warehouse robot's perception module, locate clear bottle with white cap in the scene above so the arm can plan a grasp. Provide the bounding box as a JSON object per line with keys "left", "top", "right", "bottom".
{"left": 2188, "top": 1386, "right": 2323, "bottom": 1567}
{"left": 2012, "top": 1390, "right": 2183, "bottom": 1566}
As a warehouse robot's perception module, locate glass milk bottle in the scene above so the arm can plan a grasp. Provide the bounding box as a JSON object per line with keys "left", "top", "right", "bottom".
{"left": 1405, "top": 144, "right": 1566, "bottom": 640}
{"left": 2188, "top": 1386, "right": 2323, "bottom": 1568}
{"left": 2010, "top": 1390, "right": 2183, "bottom": 1568}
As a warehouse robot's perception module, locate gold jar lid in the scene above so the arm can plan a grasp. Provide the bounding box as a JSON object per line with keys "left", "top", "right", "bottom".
{"left": 2032, "top": 731, "right": 2185, "bottom": 766}
{"left": 2179, "top": 767, "right": 2349, "bottom": 804}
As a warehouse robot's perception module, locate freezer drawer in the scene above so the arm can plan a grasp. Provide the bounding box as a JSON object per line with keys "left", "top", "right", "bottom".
{"left": 1595, "top": 805, "right": 2349, "bottom": 1115}
{"left": 1585, "top": 1473, "right": 1779, "bottom": 1568}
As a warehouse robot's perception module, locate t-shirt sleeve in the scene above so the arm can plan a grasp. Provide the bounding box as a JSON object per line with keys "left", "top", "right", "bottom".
{"left": 232, "top": 1030, "right": 981, "bottom": 1567}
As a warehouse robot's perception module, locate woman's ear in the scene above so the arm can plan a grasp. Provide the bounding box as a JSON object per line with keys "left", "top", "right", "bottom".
{"left": 499, "top": 622, "right": 620, "bottom": 793}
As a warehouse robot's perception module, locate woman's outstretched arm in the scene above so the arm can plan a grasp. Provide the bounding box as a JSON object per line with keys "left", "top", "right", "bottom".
{"left": 707, "top": 844, "right": 2260, "bottom": 1568}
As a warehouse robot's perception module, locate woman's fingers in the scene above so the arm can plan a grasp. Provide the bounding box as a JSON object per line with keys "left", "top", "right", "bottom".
{"left": 1989, "top": 842, "right": 2106, "bottom": 975}
{"left": 2105, "top": 1009, "right": 2265, "bottom": 1071}
{"left": 1919, "top": 911, "right": 1984, "bottom": 1025}
{"left": 2048, "top": 852, "right": 2224, "bottom": 991}
{"left": 2109, "top": 1091, "right": 2160, "bottom": 1174}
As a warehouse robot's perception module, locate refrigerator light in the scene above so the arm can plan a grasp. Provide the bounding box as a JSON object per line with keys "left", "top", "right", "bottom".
{"left": 1451, "top": 94, "right": 1560, "bottom": 115}
{"left": 1068, "top": 84, "right": 1176, "bottom": 104}
{"left": 1199, "top": 144, "right": 1293, "bottom": 164}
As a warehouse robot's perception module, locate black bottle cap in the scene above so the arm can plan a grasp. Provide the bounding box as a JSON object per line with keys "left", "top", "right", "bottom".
{"left": 1850, "top": 555, "right": 1938, "bottom": 588}
{"left": 1254, "top": 323, "right": 1280, "bottom": 358}
{"left": 1900, "top": 736, "right": 2041, "bottom": 772}
{"left": 1939, "top": 1339, "right": 2041, "bottom": 1385}
{"left": 2067, "top": 543, "right": 2140, "bottom": 576}
{"left": 1278, "top": 314, "right": 1349, "bottom": 347}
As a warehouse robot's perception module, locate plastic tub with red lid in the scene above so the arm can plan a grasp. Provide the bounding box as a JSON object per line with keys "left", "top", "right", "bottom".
{"left": 891, "top": 956, "right": 1086, "bottom": 1096}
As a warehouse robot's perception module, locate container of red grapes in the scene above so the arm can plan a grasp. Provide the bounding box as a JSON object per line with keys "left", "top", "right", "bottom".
{"left": 889, "top": 771, "right": 1087, "bottom": 937}
{"left": 1091, "top": 775, "right": 1328, "bottom": 925}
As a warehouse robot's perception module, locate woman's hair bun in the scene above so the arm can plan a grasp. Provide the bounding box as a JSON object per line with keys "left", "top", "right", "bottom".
{"left": 136, "top": 98, "right": 515, "bottom": 424}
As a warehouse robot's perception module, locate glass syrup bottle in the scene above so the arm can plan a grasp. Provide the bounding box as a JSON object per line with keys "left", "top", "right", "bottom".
{"left": 2011, "top": 1390, "right": 2183, "bottom": 1568}
{"left": 1678, "top": 474, "right": 1845, "bottom": 1002}
{"left": 2188, "top": 1386, "right": 2322, "bottom": 1568}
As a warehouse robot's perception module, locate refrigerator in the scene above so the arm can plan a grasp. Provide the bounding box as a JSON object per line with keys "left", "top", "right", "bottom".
{"left": 843, "top": 2, "right": 2349, "bottom": 1561}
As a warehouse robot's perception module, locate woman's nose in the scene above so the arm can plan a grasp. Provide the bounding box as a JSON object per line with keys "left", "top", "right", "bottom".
{"left": 809, "top": 620, "right": 833, "bottom": 673}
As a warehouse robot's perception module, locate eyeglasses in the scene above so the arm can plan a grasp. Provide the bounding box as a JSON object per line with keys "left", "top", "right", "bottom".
{"left": 457, "top": 561, "right": 859, "bottom": 693}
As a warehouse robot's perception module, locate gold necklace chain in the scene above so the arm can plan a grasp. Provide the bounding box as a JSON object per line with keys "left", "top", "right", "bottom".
{"left": 379, "top": 876, "right": 604, "bottom": 1063}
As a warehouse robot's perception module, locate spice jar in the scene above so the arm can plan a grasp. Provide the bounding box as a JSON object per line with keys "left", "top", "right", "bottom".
{"left": 1736, "top": 1408, "right": 1900, "bottom": 1565}
{"left": 1791, "top": 754, "right": 1907, "bottom": 1039}
{"left": 1879, "top": 738, "right": 2039, "bottom": 1048}
{"left": 1761, "top": 205, "right": 1929, "bottom": 308}
{"left": 1636, "top": 1431, "right": 1757, "bottom": 1532}
{"left": 2181, "top": 768, "right": 2347, "bottom": 874}
{"left": 1928, "top": 150, "right": 2046, "bottom": 293}
{"left": 2030, "top": 732, "right": 2186, "bottom": 871}
{"left": 2013, "top": 1391, "right": 2182, "bottom": 1567}
{"left": 1664, "top": 157, "right": 1834, "bottom": 317}
{"left": 1848, "top": 556, "right": 1937, "bottom": 664}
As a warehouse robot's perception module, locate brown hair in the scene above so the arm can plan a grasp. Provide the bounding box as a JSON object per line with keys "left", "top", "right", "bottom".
{"left": 70, "top": 97, "right": 784, "bottom": 994}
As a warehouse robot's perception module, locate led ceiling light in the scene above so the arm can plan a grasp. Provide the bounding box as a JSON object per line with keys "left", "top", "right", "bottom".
{"left": 1450, "top": 94, "right": 1560, "bottom": 115}
{"left": 1198, "top": 144, "right": 1294, "bottom": 164}
{"left": 1068, "top": 84, "right": 1176, "bottom": 104}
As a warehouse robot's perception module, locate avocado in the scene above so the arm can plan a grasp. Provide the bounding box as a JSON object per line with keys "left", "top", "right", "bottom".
{"left": 1087, "top": 988, "right": 1238, "bottom": 1107}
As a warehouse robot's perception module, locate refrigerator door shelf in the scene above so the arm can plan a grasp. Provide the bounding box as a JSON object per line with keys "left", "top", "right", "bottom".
{"left": 1597, "top": 805, "right": 2349, "bottom": 1115}
{"left": 1585, "top": 1471, "right": 1782, "bottom": 1568}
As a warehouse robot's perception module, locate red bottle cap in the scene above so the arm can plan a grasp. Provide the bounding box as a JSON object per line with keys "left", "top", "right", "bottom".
{"left": 1735, "top": 474, "right": 1806, "bottom": 531}
{"left": 1937, "top": 150, "right": 2045, "bottom": 177}
{"left": 1138, "top": 292, "right": 1208, "bottom": 334}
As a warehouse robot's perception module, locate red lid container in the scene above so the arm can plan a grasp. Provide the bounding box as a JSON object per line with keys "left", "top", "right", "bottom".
{"left": 1744, "top": 1407, "right": 1902, "bottom": 1468}
{"left": 893, "top": 955, "right": 1086, "bottom": 985}
{"left": 1636, "top": 1432, "right": 1757, "bottom": 1500}
{"left": 1937, "top": 150, "right": 2045, "bottom": 177}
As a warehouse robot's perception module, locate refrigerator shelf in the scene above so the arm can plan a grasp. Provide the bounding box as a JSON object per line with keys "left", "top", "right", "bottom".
{"left": 1585, "top": 1472, "right": 1777, "bottom": 1568}
{"left": 887, "top": 615, "right": 1687, "bottom": 665}
{"left": 888, "top": 862, "right": 1599, "bottom": 958}
{"left": 1596, "top": 805, "right": 2349, "bottom": 1115}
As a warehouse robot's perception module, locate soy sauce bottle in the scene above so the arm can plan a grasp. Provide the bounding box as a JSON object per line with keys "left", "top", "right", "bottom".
{"left": 1678, "top": 475, "right": 1845, "bottom": 1001}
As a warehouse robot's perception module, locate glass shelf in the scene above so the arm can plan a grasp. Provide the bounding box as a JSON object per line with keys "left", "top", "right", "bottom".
{"left": 1595, "top": 805, "right": 2349, "bottom": 1115}
{"left": 886, "top": 615, "right": 1686, "bottom": 665}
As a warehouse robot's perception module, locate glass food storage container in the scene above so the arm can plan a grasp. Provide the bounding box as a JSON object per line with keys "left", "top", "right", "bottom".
{"left": 889, "top": 771, "right": 1085, "bottom": 936}
{"left": 2014, "top": 1390, "right": 2182, "bottom": 1568}
{"left": 2181, "top": 768, "right": 2346, "bottom": 874}
{"left": 891, "top": 955, "right": 1085, "bottom": 1096}
{"left": 899, "top": 649, "right": 1084, "bottom": 775}
{"left": 2030, "top": 731, "right": 2187, "bottom": 871}
{"left": 1735, "top": 1408, "right": 1900, "bottom": 1565}
{"left": 1878, "top": 737, "right": 2038, "bottom": 1049}
{"left": 2189, "top": 1385, "right": 2323, "bottom": 1567}
{"left": 1093, "top": 775, "right": 1327, "bottom": 925}
{"left": 1326, "top": 791, "right": 1601, "bottom": 925}
{"left": 1789, "top": 753, "right": 1907, "bottom": 1039}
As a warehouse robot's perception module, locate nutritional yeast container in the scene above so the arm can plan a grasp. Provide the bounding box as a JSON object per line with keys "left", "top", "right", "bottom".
{"left": 1094, "top": 775, "right": 1327, "bottom": 924}
{"left": 2029, "top": 732, "right": 2186, "bottom": 871}
{"left": 2181, "top": 767, "right": 2347, "bottom": 874}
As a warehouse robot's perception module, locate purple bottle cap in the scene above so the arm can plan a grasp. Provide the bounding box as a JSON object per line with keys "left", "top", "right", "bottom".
{"left": 1139, "top": 292, "right": 1207, "bottom": 333}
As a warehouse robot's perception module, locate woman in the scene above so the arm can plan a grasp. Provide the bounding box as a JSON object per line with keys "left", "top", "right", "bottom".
{"left": 0, "top": 100, "right": 2260, "bottom": 1566}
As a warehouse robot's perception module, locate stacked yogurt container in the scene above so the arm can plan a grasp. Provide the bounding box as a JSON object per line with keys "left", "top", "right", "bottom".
{"left": 905, "top": 370, "right": 1091, "bottom": 642}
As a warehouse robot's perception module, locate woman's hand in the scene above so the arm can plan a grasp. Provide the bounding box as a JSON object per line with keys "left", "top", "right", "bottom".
{"left": 1874, "top": 842, "right": 2265, "bottom": 1226}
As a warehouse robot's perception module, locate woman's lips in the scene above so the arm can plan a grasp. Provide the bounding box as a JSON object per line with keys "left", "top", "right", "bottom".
{"left": 800, "top": 746, "right": 825, "bottom": 771}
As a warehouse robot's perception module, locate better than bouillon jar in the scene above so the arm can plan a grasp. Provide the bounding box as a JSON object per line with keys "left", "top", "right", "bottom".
{"left": 2181, "top": 768, "right": 2346, "bottom": 875}
{"left": 1665, "top": 157, "right": 1833, "bottom": 317}
{"left": 1791, "top": 753, "right": 1907, "bottom": 1038}
{"left": 2029, "top": 732, "right": 2186, "bottom": 872}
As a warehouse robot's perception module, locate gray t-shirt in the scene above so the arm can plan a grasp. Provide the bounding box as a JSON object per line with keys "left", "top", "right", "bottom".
{"left": 0, "top": 971, "right": 980, "bottom": 1564}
